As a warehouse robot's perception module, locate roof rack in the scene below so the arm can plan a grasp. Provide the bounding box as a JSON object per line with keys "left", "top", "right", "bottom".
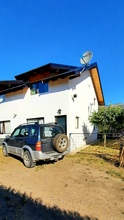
{"left": 18, "top": 122, "right": 58, "bottom": 127}
{"left": 45, "top": 122, "right": 58, "bottom": 125}
{"left": 18, "top": 122, "right": 39, "bottom": 126}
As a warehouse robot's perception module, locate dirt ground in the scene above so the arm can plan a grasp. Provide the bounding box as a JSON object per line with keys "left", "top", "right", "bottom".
{"left": 0, "top": 147, "right": 124, "bottom": 220}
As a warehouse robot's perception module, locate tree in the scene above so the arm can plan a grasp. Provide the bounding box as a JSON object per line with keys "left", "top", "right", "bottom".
{"left": 89, "top": 105, "right": 124, "bottom": 147}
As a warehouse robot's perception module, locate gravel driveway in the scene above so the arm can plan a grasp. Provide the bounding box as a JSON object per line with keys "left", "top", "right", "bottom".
{"left": 0, "top": 148, "right": 124, "bottom": 220}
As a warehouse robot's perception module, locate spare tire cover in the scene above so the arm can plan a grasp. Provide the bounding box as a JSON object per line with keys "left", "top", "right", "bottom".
{"left": 53, "top": 134, "right": 68, "bottom": 153}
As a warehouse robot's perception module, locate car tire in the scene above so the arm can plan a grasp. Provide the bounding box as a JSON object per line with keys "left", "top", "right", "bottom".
{"left": 23, "top": 150, "right": 36, "bottom": 168}
{"left": 2, "top": 146, "right": 9, "bottom": 157}
{"left": 53, "top": 134, "right": 68, "bottom": 153}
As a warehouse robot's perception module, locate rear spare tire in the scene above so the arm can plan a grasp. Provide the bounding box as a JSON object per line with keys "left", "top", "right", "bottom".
{"left": 53, "top": 134, "right": 68, "bottom": 153}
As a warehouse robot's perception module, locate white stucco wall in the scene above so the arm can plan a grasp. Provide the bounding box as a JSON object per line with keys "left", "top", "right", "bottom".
{"left": 68, "top": 70, "right": 98, "bottom": 150}
{"left": 0, "top": 78, "right": 70, "bottom": 132}
{"left": 68, "top": 70, "right": 98, "bottom": 131}
{"left": 0, "top": 70, "right": 99, "bottom": 150}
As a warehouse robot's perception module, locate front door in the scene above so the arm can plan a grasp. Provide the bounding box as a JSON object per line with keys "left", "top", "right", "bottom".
{"left": 55, "top": 115, "right": 67, "bottom": 134}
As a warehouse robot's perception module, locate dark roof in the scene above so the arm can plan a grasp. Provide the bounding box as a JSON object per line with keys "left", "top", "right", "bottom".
{"left": 0, "top": 80, "right": 26, "bottom": 95}
{"left": 43, "top": 63, "right": 98, "bottom": 83}
{"left": 15, "top": 63, "right": 77, "bottom": 81}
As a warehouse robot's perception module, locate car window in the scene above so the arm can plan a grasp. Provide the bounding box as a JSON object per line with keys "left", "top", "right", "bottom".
{"left": 11, "top": 128, "right": 20, "bottom": 137}
{"left": 20, "top": 127, "right": 29, "bottom": 137}
{"left": 30, "top": 126, "right": 38, "bottom": 137}
{"left": 12, "top": 126, "right": 29, "bottom": 138}
{"left": 40, "top": 126, "right": 63, "bottom": 139}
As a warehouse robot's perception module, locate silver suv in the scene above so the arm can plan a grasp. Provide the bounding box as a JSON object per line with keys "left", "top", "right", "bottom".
{"left": 2, "top": 123, "right": 69, "bottom": 168}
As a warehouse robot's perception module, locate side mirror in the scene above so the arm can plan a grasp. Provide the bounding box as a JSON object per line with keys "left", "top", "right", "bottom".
{"left": 5, "top": 135, "right": 10, "bottom": 139}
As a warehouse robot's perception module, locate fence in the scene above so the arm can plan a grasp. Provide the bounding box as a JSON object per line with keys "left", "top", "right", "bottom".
{"left": 70, "top": 134, "right": 122, "bottom": 168}
{"left": 69, "top": 132, "right": 121, "bottom": 151}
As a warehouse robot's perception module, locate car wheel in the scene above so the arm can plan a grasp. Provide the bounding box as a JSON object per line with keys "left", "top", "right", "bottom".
{"left": 53, "top": 134, "right": 68, "bottom": 153}
{"left": 23, "top": 150, "right": 36, "bottom": 168}
{"left": 2, "top": 146, "right": 9, "bottom": 157}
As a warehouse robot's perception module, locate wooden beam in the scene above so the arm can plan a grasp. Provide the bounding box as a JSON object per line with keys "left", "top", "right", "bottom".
{"left": 90, "top": 67, "right": 104, "bottom": 105}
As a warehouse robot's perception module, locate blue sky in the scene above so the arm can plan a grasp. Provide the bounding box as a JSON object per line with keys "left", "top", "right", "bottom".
{"left": 0, "top": 0, "right": 124, "bottom": 105}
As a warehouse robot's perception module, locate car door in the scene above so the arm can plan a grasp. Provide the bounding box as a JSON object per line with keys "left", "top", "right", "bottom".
{"left": 6, "top": 127, "right": 21, "bottom": 154}
{"left": 40, "top": 126, "right": 53, "bottom": 152}
{"left": 16, "top": 126, "right": 29, "bottom": 156}
{"left": 40, "top": 125, "right": 63, "bottom": 153}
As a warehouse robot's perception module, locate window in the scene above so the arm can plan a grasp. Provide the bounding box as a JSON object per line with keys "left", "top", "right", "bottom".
{"left": 40, "top": 125, "right": 63, "bottom": 139}
{"left": 0, "top": 121, "right": 11, "bottom": 134}
{"left": 94, "top": 98, "right": 96, "bottom": 106}
{"left": 75, "top": 117, "right": 79, "bottom": 129}
{"left": 12, "top": 128, "right": 20, "bottom": 137}
{"left": 30, "top": 82, "right": 48, "bottom": 95}
{"left": 38, "top": 82, "right": 48, "bottom": 93}
{"left": 27, "top": 117, "right": 44, "bottom": 124}
{"left": 30, "top": 126, "right": 38, "bottom": 137}
{"left": 20, "top": 127, "right": 29, "bottom": 137}
{"left": 30, "top": 83, "right": 38, "bottom": 95}
{"left": 12, "top": 126, "right": 30, "bottom": 138}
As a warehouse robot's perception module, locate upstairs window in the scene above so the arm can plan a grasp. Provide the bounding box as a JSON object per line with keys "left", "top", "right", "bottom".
{"left": 30, "top": 83, "right": 38, "bottom": 95}
{"left": 30, "top": 82, "right": 48, "bottom": 95}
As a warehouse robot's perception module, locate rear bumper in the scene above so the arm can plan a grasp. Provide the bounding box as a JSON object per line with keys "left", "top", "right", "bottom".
{"left": 32, "top": 149, "right": 69, "bottom": 162}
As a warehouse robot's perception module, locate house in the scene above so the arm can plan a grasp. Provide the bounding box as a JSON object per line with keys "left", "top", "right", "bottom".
{"left": 0, "top": 62, "right": 105, "bottom": 151}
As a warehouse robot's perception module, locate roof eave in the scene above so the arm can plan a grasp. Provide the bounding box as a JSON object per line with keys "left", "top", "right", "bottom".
{"left": 15, "top": 63, "right": 78, "bottom": 81}
{"left": 90, "top": 65, "right": 105, "bottom": 106}
{"left": 0, "top": 83, "right": 27, "bottom": 95}
{"left": 42, "top": 63, "right": 98, "bottom": 83}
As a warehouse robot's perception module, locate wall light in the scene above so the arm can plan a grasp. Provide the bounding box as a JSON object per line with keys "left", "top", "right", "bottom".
{"left": 72, "top": 94, "right": 77, "bottom": 101}
{"left": 73, "top": 94, "right": 77, "bottom": 98}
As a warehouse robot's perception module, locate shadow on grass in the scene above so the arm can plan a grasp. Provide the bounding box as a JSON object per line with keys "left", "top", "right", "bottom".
{"left": 95, "top": 153, "right": 120, "bottom": 167}
{"left": 0, "top": 185, "right": 99, "bottom": 220}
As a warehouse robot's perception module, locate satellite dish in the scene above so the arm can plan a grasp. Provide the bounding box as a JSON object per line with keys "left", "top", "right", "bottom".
{"left": 80, "top": 51, "right": 93, "bottom": 65}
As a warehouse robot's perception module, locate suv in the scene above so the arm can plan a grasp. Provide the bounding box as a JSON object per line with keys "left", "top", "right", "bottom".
{"left": 2, "top": 123, "right": 69, "bottom": 168}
